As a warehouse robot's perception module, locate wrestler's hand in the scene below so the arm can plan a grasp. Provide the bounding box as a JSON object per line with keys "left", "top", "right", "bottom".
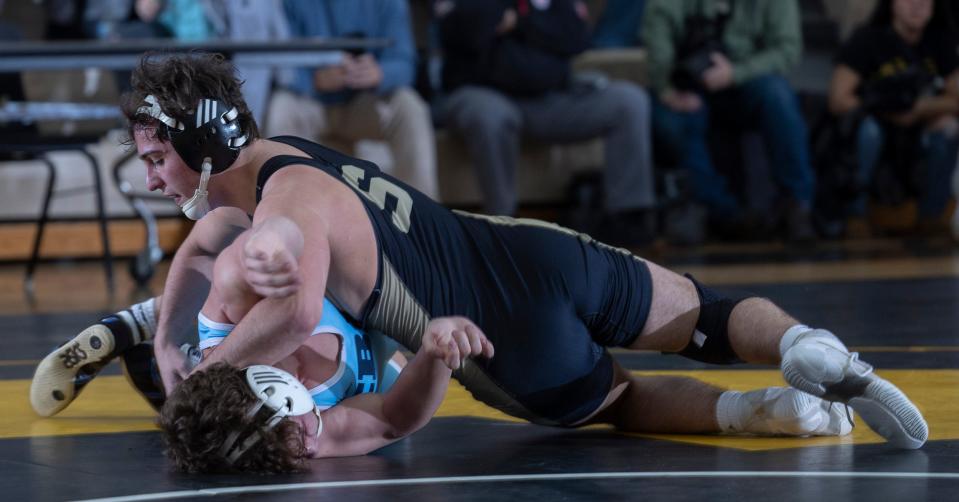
{"left": 242, "top": 220, "right": 303, "bottom": 298}
{"left": 421, "top": 316, "right": 495, "bottom": 370}
{"left": 155, "top": 342, "right": 193, "bottom": 395}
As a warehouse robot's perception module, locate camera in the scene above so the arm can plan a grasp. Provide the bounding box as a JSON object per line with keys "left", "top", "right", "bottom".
{"left": 671, "top": 1, "right": 733, "bottom": 93}
{"left": 860, "top": 66, "right": 937, "bottom": 113}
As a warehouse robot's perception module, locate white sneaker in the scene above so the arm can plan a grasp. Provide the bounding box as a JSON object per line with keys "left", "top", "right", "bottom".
{"left": 781, "top": 331, "right": 928, "bottom": 449}
{"left": 725, "top": 387, "right": 853, "bottom": 436}
{"left": 30, "top": 323, "right": 118, "bottom": 417}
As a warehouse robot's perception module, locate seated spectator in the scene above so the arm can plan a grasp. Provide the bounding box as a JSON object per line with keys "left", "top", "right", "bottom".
{"left": 265, "top": 0, "right": 439, "bottom": 200}
{"left": 828, "top": 0, "right": 959, "bottom": 236}
{"left": 435, "top": 0, "right": 657, "bottom": 247}
{"left": 203, "top": 0, "right": 292, "bottom": 129}
{"left": 643, "top": 0, "right": 816, "bottom": 242}
{"left": 139, "top": 0, "right": 214, "bottom": 41}
{"left": 82, "top": 0, "right": 169, "bottom": 40}
{"left": 79, "top": 0, "right": 171, "bottom": 93}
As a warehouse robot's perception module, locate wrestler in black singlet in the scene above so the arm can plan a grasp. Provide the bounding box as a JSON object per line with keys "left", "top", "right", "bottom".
{"left": 256, "top": 136, "right": 653, "bottom": 426}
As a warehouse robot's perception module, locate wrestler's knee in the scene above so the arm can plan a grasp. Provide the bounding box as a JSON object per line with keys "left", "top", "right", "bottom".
{"left": 674, "top": 274, "right": 750, "bottom": 365}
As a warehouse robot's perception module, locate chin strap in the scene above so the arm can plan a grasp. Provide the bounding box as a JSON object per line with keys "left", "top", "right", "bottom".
{"left": 179, "top": 158, "right": 213, "bottom": 220}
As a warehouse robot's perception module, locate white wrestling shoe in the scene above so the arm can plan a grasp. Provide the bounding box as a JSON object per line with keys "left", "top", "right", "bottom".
{"left": 718, "top": 387, "right": 853, "bottom": 437}
{"left": 781, "top": 329, "right": 928, "bottom": 449}
{"left": 30, "top": 322, "right": 123, "bottom": 417}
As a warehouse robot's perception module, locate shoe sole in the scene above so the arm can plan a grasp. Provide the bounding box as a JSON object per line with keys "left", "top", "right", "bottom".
{"left": 30, "top": 324, "right": 115, "bottom": 417}
{"left": 848, "top": 379, "right": 928, "bottom": 450}
{"left": 782, "top": 349, "right": 927, "bottom": 449}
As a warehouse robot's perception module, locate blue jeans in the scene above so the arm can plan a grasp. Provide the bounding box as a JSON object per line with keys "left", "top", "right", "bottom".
{"left": 652, "top": 75, "right": 816, "bottom": 219}
{"left": 851, "top": 116, "right": 959, "bottom": 218}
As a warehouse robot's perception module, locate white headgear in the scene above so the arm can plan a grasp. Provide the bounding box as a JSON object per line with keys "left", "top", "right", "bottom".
{"left": 220, "top": 365, "right": 322, "bottom": 465}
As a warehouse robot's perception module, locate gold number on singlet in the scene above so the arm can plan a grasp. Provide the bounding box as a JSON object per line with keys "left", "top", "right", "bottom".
{"left": 341, "top": 165, "right": 413, "bottom": 233}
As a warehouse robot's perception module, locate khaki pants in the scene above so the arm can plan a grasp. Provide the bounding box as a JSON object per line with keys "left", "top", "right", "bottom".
{"left": 265, "top": 88, "right": 438, "bottom": 200}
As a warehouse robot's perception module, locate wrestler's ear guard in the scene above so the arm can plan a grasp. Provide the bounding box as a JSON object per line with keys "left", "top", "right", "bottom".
{"left": 220, "top": 365, "right": 322, "bottom": 465}
{"left": 135, "top": 95, "right": 248, "bottom": 175}
{"left": 135, "top": 95, "right": 248, "bottom": 220}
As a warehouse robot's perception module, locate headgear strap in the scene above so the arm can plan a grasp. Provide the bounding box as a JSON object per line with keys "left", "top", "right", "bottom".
{"left": 219, "top": 366, "right": 323, "bottom": 466}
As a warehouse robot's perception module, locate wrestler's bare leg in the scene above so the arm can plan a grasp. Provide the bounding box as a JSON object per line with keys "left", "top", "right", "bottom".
{"left": 595, "top": 259, "right": 925, "bottom": 447}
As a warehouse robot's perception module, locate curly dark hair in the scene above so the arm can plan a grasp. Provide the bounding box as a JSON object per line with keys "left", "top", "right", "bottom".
{"left": 157, "top": 362, "right": 307, "bottom": 474}
{"left": 120, "top": 51, "right": 260, "bottom": 145}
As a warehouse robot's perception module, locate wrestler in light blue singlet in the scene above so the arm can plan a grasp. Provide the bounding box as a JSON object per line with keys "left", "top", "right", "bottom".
{"left": 197, "top": 298, "right": 402, "bottom": 409}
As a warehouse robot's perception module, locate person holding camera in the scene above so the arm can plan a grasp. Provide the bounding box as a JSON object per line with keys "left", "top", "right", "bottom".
{"left": 263, "top": 0, "right": 439, "bottom": 200}
{"left": 643, "top": 0, "right": 816, "bottom": 243}
{"left": 435, "top": 0, "right": 657, "bottom": 247}
{"left": 828, "top": 0, "right": 959, "bottom": 237}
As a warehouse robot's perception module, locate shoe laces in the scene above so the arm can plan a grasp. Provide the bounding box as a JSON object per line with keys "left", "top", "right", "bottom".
{"left": 843, "top": 351, "right": 874, "bottom": 378}
{"left": 827, "top": 401, "right": 856, "bottom": 431}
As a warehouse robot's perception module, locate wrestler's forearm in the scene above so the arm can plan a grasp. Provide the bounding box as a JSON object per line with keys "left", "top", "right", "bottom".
{"left": 380, "top": 351, "right": 452, "bottom": 437}
{"left": 195, "top": 294, "right": 314, "bottom": 370}
{"left": 156, "top": 208, "right": 250, "bottom": 352}
{"left": 155, "top": 249, "right": 215, "bottom": 352}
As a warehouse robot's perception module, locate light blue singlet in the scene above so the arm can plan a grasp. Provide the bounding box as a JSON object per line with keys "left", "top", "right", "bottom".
{"left": 197, "top": 298, "right": 402, "bottom": 409}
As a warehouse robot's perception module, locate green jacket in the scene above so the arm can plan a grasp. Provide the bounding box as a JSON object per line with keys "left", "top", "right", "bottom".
{"left": 641, "top": 0, "right": 803, "bottom": 93}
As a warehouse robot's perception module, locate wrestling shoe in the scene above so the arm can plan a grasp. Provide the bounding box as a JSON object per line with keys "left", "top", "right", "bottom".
{"left": 718, "top": 387, "right": 853, "bottom": 436}
{"left": 30, "top": 317, "right": 133, "bottom": 417}
{"left": 781, "top": 330, "right": 928, "bottom": 449}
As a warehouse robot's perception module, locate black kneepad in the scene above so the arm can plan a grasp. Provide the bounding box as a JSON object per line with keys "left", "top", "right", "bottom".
{"left": 675, "top": 274, "right": 747, "bottom": 365}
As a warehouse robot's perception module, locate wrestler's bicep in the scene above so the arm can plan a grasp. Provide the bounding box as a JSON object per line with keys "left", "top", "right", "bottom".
{"left": 312, "top": 394, "right": 402, "bottom": 458}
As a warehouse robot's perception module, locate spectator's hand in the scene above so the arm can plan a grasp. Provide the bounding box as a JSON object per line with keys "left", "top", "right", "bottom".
{"left": 886, "top": 96, "right": 953, "bottom": 128}
{"left": 343, "top": 54, "right": 384, "bottom": 90}
{"left": 496, "top": 8, "right": 517, "bottom": 35}
{"left": 660, "top": 88, "right": 703, "bottom": 113}
{"left": 421, "top": 317, "right": 494, "bottom": 370}
{"left": 313, "top": 58, "right": 349, "bottom": 93}
{"left": 242, "top": 229, "right": 301, "bottom": 299}
{"left": 883, "top": 96, "right": 929, "bottom": 127}
{"left": 884, "top": 109, "right": 919, "bottom": 127}
{"left": 703, "top": 52, "right": 734, "bottom": 92}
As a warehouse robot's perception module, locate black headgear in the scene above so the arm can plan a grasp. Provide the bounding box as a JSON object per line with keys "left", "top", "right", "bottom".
{"left": 135, "top": 95, "right": 249, "bottom": 174}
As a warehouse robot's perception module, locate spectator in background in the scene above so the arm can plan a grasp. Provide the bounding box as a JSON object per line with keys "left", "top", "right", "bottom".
{"left": 828, "top": 0, "right": 959, "bottom": 236}
{"left": 141, "top": 0, "right": 216, "bottom": 41}
{"left": 80, "top": 0, "right": 171, "bottom": 93}
{"left": 436, "top": 0, "right": 657, "bottom": 247}
{"left": 83, "top": 0, "right": 169, "bottom": 40}
{"left": 204, "top": 0, "right": 293, "bottom": 128}
{"left": 643, "top": 0, "right": 816, "bottom": 242}
{"left": 591, "top": 0, "right": 645, "bottom": 48}
{"left": 265, "top": 0, "right": 438, "bottom": 200}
